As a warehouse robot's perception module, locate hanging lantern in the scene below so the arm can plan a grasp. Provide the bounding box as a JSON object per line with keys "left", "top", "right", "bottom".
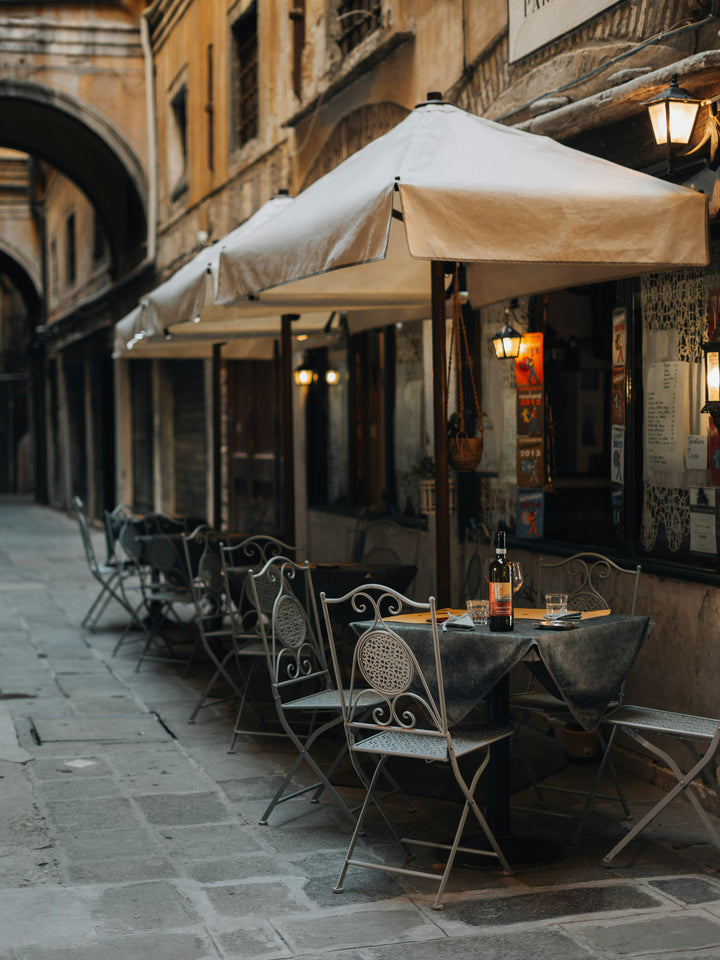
{"left": 492, "top": 300, "right": 523, "bottom": 359}
{"left": 701, "top": 336, "right": 720, "bottom": 429}
{"left": 644, "top": 75, "right": 701, "bottom": 172}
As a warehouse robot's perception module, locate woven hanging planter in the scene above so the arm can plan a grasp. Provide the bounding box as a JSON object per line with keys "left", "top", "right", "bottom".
{"left": 449, "top": 431, "right": 484, "bottom": 472}
{"left": 447, "top": 271, "right": 485, "bottom": 473}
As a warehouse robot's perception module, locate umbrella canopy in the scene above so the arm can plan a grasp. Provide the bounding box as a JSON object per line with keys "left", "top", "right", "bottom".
{"left": 211, "top": 98, "right": 708, "bottom": 606}
{"left": 216, "top": 99, "right": 708, "bottom": 309}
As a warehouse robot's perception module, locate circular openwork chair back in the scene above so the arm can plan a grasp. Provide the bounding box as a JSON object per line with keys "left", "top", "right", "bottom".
{"left": 357, "top": 630, "right": 413, "bottom": 698}
{"left": 147, "top": 535, "right": 180, "bottom": 575}
{"left": 274, "top": 592, "right": 308, "bottom": 649}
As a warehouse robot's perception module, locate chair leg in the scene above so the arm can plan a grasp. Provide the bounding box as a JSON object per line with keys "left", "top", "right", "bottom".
{"left": 334, "top": 757, "right": 388, "bottom": 895}
{"left": 259, "top": 716, "right": 356, "bottom": 826}
{"left": 603, "top": 730, "right": 720, "bottom": 863}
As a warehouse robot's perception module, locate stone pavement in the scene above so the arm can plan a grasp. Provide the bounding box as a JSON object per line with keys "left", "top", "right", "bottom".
{"left": 2, "top": 498, "right": 720, "bottom": 959}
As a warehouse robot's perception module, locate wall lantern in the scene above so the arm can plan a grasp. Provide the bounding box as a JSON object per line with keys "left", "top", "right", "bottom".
{"left": 492, "top": 299, "right": 523, "bottom": 359}
{"left": 644, "top": 74, "right": 702, "bottom": 171}
{"left": 701, "top": 336, "right": 720, "bottom": 429}
{"left": 293, "top": 362, "right": 315, "bottom": 386}
{"left": 325, "top": 369, "right": 340, "bottom": 385}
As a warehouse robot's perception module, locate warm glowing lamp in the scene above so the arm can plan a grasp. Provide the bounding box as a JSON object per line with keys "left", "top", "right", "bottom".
{"left": 644, "top": 75, "right": 701, "bottom": 171}
{"left": 702, "top": 336, "right": 720, "bottom": 429}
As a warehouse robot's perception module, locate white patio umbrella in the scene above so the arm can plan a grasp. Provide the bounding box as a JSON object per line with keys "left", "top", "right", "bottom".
{"left": 213, "top": 97, "right": 709, "bottom": 605}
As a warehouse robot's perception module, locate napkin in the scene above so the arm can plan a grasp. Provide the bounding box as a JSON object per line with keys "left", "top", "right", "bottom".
{"left": 544, "top": 610, "right": 582, "bottom": 621}
{"left": 442, "top": 611, "right": 475, "bottom": 631}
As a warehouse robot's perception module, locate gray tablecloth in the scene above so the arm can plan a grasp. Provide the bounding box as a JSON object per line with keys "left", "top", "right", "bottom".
{"left": 351, "top": 614, "right": 653, "bottom": 731}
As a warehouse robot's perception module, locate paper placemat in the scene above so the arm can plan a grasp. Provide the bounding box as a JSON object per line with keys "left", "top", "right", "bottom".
{"left": 385, "top": 609, "right": 464, "bottom": 624}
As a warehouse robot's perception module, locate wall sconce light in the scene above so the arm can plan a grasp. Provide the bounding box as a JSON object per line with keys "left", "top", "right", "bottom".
{"left": 701, "top": 335, "right": 720, "bottom": 429}
{"left": 294, "top": 363, "right": 315, "bottom": 386}
{"left": 325, "top": 369, "right": 340, "bottom": 385}
{"left": 644, "top": 74, "right": 702, "bottom": 172}
{"left": 492, "top": 299, "right": 523, "bottom": 359}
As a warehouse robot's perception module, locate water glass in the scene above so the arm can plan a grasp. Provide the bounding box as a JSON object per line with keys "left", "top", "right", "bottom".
{"left": 545, "top": 593, "right": 568, "bottom": 618}
{"left": 466, "top": 599, "right": 489, "bottom": 625}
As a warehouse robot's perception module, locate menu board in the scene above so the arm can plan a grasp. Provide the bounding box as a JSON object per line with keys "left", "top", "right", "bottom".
{"left": 644, "top": 361, "right": 689, "bottom": 473}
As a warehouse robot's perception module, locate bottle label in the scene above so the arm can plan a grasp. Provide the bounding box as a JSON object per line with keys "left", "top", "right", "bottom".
{"left": 489, "top": 581, "right": 512, "bottom": 615}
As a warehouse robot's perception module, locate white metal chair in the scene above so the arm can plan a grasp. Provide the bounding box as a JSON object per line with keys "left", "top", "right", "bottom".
{"left": 509, "top": 553, "right": 642, "bottom": 836}
{"left": 249, "top": 556, "right": 366, "bottom": 826}
{"left": 72, "top": 496, "right": 144, "bottom": 634}
{"left": 183, "top": 526, "right": 245, "bottom": 723}
{"left": 594, "top": 706, "right": 720, "bottom": 864}
{"left": 321, "top": 584, "right": 514, "bottom": 910}
{"left": 221, "top": 535, "right": 299, "bottom": 750}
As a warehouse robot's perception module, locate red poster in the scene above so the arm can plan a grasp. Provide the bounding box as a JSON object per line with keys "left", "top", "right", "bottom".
{"left": 515, "top": 332, "right": 544, "bottom": 387}
{"left": 611, "top": 367, "right": 625, "bottom": 426}
{"left": 710, "top": 420, "right": 720, "bottom": 485}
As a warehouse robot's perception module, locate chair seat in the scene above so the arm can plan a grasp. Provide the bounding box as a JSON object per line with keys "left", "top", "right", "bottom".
{"left": 236, "top": 639, "right": 265, "bottom": 656}
{"left": 607, "top": 705, "right": 719, "bottom": 740}
{"left": 353, "top": 723, "right": 514, "bottom": 761}
{"left": 284, "top": 688, "right": 383, "bottom": 711}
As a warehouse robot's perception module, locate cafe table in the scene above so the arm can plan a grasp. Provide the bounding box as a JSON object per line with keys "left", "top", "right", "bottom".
{"left": 351, "top": 607, "right": 654, "bottom": 845}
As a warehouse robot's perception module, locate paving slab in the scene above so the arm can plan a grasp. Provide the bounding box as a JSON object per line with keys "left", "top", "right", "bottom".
{"left": 572, "top": 912, "right": 720, "bottom": 956}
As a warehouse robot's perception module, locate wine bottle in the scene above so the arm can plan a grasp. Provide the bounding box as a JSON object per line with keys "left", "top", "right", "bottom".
{"left": 488, "top": 530, "right": 513, "bottom": 632}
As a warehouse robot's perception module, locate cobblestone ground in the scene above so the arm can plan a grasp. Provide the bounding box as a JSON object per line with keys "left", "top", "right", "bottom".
{"left": 1, "top": 497, "right": 720, "bottom": 959}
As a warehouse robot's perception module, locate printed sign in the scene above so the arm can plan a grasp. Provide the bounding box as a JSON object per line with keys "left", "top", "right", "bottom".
{"left": 516, "top": 488, "right": 544, "bottom": 538}
{"left": 508, "top": 0, "right": 619, "bottom": 63}
{"left": 689, "top": 487, "right": 717, "bottom": 555}
{"left": 517, "top": 437, "right": 544, "bottom": 487}
{"left": 612, "top": 308, "right": 627, "bottom": 366}
{"left": 686, "top": 434, "right": 708, "bottom": 470}
{"left": 611, "top": 425, "right": 625, "bottom": 485}
{"left": 611, "top": 367, "right": 625, "bottom": 426}
{"left": 515, "top": 332, "right": 544, "bottom": 388}
{"left": 516, "top": 388, "right": 544, "bottom": 437}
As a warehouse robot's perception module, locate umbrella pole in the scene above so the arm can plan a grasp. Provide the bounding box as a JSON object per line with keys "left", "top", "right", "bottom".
{"left": 431, "top": 260, "right": 451, "bottom": 607}
{"left": 281, "top": 314, "right": 298, "bottom": 545}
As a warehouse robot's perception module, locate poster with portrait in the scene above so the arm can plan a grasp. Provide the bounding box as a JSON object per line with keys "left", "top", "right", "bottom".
{"left": 516, "top": 488, "right": 544, "bottom": 539}
{"left": 515, "top": 332, "right": 544, "bottom": 388}
{"left": 516, "top": 388, "right": 544, "bottom": 437}
{"left": 517, "top": 437, "right": 544, "bottom": 487}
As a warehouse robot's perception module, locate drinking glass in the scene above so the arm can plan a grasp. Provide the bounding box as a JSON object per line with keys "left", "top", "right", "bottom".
{"left": 466, "top": 599, "right": 489, "bottom": 625}
{"left": 545, "top": 593, "right": 568, "bottom": 618}
{"left": 511, "top": 561, "right": 524, "bottom": 595}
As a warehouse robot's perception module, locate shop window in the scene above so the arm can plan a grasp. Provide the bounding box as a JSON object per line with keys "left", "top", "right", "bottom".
{"left": 231, "top": 3, "right": 258, "bottom": 149}
{"left": 168, "top": 82, "right": 189, "bottom": 200}
{"left": 92, "top": 210, "right": 105, "bottom": 264}
{"left": 65, "top": 212, "right": 76, "bottom": 287}
{"left": 334, "top": 0, "right": 381, "bottom": 57}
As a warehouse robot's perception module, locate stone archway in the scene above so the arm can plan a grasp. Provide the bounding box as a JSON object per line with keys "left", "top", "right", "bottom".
{"left": 0, "top": 80, "right": 148, "bottom": 277}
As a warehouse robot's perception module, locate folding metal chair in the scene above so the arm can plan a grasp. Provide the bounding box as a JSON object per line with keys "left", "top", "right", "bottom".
{"left": 220, "top": 535, "right": 298, "bottom": 750}
{"left": 183, "top": 526, "right": 245, "bottom": 723}
{"left": 594, "top": 706, "right": 720, "bottom": 863}
{"left": 134, "top": 528, "right": 198, "bottom": 672}
{"left": 72, "top": 496, "right": 144, "bottom": 633}
{"left": 510, "top": 552, "right": 642, "bottom": 835}
{"left": 321, "top": 584, "right": 514, "bottom": 910}
{"left": 249, "top": 556, "right": 364, "bottom": 826}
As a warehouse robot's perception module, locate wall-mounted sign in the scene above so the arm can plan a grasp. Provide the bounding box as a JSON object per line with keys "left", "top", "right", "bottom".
{"left": 508, "top": 0, "right": 620, "bottom": 63}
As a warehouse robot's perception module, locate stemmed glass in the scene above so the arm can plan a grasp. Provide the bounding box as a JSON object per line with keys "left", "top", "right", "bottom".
{"left": 511, "top": 561, "right": 524, "bottom": 596}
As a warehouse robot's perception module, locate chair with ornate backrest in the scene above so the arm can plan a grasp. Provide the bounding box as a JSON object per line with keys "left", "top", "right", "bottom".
{"left": 320, "top": 584, "right": 514, "bottom": 910}
{"left": 510, "top": 552, "right": 642, "bottom": 837}
{"left": 183, "top": 526, "right": 245, "bottom": 723}
{"left": 348, "top": 516, "right": 422, "bottom": 593}
{"left": 248, "top": 555, "right": 366, "bottom": 826}
{"left": 220, "top": 535, "right": 299, "bottom": 750}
